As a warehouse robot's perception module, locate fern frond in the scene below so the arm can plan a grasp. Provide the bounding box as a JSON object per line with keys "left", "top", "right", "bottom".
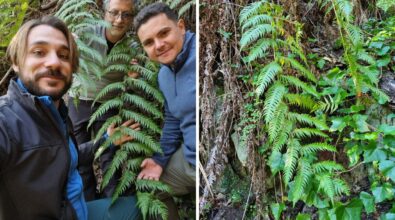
{"left": 88, "top": 99, "right": 123, "bottom": 128}
{"left": 256, "top": 61, "right": 282, "bottom": 95}
{"left": 122, "top": 94, "right": 163, "bottom": 118}
{"left": 126, "top": 158, "right": 145, "bottom": 171}
{"left": 125, "top": 78, "right": 164, "bottom": 104}
{"left": 241, "top": 14, "right": 273, "bottom": 32}
{"left": 123, "top": 128, "right": 160, "bottom": 151}
{"left": 363, "top": 82, "right": 390, "bottom": 103}
{"left": 337, "top": 0, "right": 354, "bottom": 21}
{"left": 317, "top": 95, "right": 338, "bottom": 113}
{"left": 244, "top": 38, "right": 276, "bottom": 62}
{"left": 280, "top": 75, "right": 319, "bottom": 97}
{"left": 272, "top": 122, "right": 293, "bottom": 152}
{"left": 103, "top": 64, "right": 129, "bottom": 75}
{"left": 149, "top": 198, "right": 168, "bottom": 220}
{"left": 284, "top": 138, "right": 300, "bottom": 185}
{"left": 136, "top": 179, "right": 171, "bottom": 193}
{"left": 333, "top": 178, "right": 350, "bottom": 196}
{"left": 317, "top": 173, "right": 335, "bottom": 203}
{"left": 112, "top": 170, "right": 136, "bottom": 202}
{"left": 345, "top": 23, "right": 363, "bottom": 46}
{"left": 137, "top": 192, "right": 152, "bottom": 220}
{"left": 284, "top": 93, "right": 319, "bottom": 111}
{"left": 94, "top": 82, "right": 125, "bottom": 103}
{"left": 178, "top": 0, "right": 195, "bottom": 16}
{"left": 282, "top": 57, "right": 317, "bottom": 83}
{"left": 287, "top": 112, "right": 328, "bottom": 130}
{"left": 268, "top": 103, "right": 288, "bottom": 143}
{"left": 264, "top": 82, "right": 287, "bottom": 123}
{"left": 240, "top": 24, "right": 275, "bottom": 49}
{"left": 313, "top": 161, "right": 345, "bottom": 173}
{"left": 239, "top": 1, "right": 265, "bottom": 24}
{"left": 357, "top": 50, "right": 375, "bottom": 65}
{"left": 123, "top": 142, "right": 156, "bottom": 158}
{"left": 291, "top": 158, "right": 312, "bottom": 205}
{"left": 293, "top": 128, "right": 329, "bottom": 139}
{"left": 120, "top": 110, "right": 161, "bottom": 134}
{"left": 101, "top": 149, "right": 128, "bottom": 190}
{"left": 300, "top": 142, "right": 337, "bottom": 156}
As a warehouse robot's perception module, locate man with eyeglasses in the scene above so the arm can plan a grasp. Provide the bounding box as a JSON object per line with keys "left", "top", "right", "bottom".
{"left": 68, "top": 0, "right": 136, "bottom": 201}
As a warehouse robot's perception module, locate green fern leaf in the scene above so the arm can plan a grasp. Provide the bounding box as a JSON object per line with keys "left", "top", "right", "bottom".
{"left": 88, "top": 100, "right": 123, "bottom": 128}
{"left": 240, "top": 24, "right": 275, "bottom": 49}
{"left": 101, "top": 149, "right": 128, "bottom": 190}
{"left": 284, "top": 138, "right": 300, "bottom": 185}
{"left": 300, "top": 142, "right": 337, "bottom": 156}
{"left": 120, "top": 110, "right": 162, "bottom": 134}
{"left": 282, "top": 57, "right": 317, "bottom": 83}
{"left": 256, "top": 61, "right": 282, "bottom": 95}
{"left": 94, "top": 82, "right": 125, "bottom": 102}
{"left": 244, "top": 38, "right": 276, "bottom": 62}
{"left": 284, "top": 93, "right": 319, "bottom": 111}
{"left": 293, "top": 128, "right": 329, "bottom": 139}
{"left": 239, "top": 1, "right": 265, "bottom": 24}
{"left": 268, "top": 103, "right": 288, "bottom": 143}
{"left": 122, "top": 94, "right": 163, "bottom": 118}
{"left": 272, "top": 122, "right": 293, "bottom": 152}
{"left": 313, "top": 161, "right": 345, "bottom": 173}
{"left": 241, "top": 14, "right": 273, "bottom": 32}
{"left": 264, "top": 82, "right": 287, "bottom": 123}
{"left": 287, "top": 112, "right": 329, "bottom": 130}
{"left": 136, "top": 179, "right": 171, "bottom": 193}
{"left": 280, "top": 75, "right": 319, "bottom": 97}
{"left": 317, "top": 173, "right": 335, "bottom": 203}
{"left": 112, "top": 170, "right": 136, "bottom": 203}
{"left": 125, "top": 78, "right": 164, "bottom": 104}
{"left": 291, "top": 158, "right": 312, "bottom": 205}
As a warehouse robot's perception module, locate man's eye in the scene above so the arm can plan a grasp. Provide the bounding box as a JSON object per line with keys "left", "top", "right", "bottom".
{"left": 32, "top": 50, "right": 44, "bottom": 56}
{"left": 59, "top": 53, "right": 69, "bottom": 60}
{"left": 158, "top": 30, "right": 170, "bottom": 38}
{"left": 144, "top": 41, "right": 153, "bottom": 46}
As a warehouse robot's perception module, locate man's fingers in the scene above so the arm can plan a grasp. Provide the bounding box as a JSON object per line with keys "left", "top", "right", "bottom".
{"left": 122, "top": 119, "right": 134, "bottom": 127}
{"left": 140, "top": 159, "right": 147, "bottom": 168}
{"left": 130, "top": 123, "right": 140, "bottom": 130}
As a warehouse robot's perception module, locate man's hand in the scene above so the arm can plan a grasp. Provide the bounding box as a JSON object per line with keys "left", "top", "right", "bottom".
{"left": 107, "top": 119, "right": 140, "bottom": 146}
{"left": 128, "top": 59, "right": 140, "bottom": 78}
{"left": 137, "top": 158, "right": 163, "bottom": 181}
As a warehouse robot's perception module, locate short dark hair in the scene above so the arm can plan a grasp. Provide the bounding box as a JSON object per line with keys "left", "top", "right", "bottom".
{"left": 7, "top": 16, "right": 79, "bottom": 73}
{"left": 133, "top": 2, "right": 178, "bottom": 32}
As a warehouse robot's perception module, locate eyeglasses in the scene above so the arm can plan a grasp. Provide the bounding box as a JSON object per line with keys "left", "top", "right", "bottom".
{"left": 106, "top": 10, "right": 133, "bottom": 20}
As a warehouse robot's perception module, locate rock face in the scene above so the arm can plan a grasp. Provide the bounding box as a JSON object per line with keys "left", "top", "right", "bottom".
{"left": 380, "top": 72, "right": 395, "bottom": 110}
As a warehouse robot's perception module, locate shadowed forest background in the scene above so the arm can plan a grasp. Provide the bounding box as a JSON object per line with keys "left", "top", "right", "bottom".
{"left": 200, "top": 0, "right": 395, "bottom": 219}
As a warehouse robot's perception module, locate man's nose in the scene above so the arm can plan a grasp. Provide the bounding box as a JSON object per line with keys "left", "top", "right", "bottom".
{"left": 44, "top": 52, "right": 61, "bottom": 69}
{"left": 154, "top": 39, "right": 165, "bottom": 50}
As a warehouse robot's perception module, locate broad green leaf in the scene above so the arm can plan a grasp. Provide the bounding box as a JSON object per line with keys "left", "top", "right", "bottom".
{"left": 380, "top": 213, "right": 395, "bottom": 220}
{"left": 372, "top": 184, "right": 394, "bottom": 203}
{"left": 364, "top": 148, "right": 387, "bottom": 162}
{"left": 379, "top": 124, "right": 395, "bottom": 136}
{"left": 270, "top": 203, "right": 285, "bottom": 220}
{"left": 359, "top": 191, "right": 375, "bottom": 214}
{"left": 296, "top": 213, "right": 311, "bottom": 220}
{"left": 352, "top": 114, "right": 370, "bottom": 133}
{"left": 268, "top": 151, "right": 285, "bottom": 175}
{"left": 330, "top": 117, "right": 347, "bottom": 132}
{"left": 379, "top": 160, "right": 395, "bottom": 182}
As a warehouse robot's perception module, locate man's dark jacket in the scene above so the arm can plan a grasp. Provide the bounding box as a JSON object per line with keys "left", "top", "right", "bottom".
{"left": 0, "top": 79, "right": 101, "bottom": 220}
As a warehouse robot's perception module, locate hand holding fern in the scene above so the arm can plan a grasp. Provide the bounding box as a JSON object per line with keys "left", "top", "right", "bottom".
{"left": 137, "top": 158, "right": 163, "bottom": 181}
{"left": 128, "top": 59, "right": 140, "bottom": 78}
{"left": 107, "top": 119, "right": 140, "bottom": 146}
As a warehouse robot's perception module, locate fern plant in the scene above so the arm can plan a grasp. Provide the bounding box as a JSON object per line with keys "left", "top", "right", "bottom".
{"left": 239, "top": 0, "right": 350, "bottom": 210}
{"left": 56, "top": 1, "right": 170, "bottom": 219}
{"left": 0, "top": 0, "right": 29, "bottom": 56}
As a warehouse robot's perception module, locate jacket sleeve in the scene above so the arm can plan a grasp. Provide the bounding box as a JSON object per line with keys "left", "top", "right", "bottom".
{"left": 76, "top": 136, "right": 106, "bottom": 167}
{"left": 152, "top": 100, "right": 183, "bottom": 168}
{"left": 0, "top": 118, "right": 12, "bottom": 172}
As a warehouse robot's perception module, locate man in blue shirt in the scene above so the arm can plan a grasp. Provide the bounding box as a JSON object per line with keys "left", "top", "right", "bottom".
{"left": 134, "top": 3, "right": 196, "bottom": 219}
{"left": 1, "top": 16, "right": 140, "bottom": 220}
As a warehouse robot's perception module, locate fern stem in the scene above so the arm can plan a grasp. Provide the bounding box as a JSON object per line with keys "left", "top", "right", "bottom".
{"left": 335, "top": 161, "right": 364, "bottom": 175}
{"left": 279, "top": 172, "right": 284, "bottom": 202}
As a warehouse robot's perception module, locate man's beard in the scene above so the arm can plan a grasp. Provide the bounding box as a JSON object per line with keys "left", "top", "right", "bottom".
{"left": 20, "top": 69, "right": 71, "bottom": 101}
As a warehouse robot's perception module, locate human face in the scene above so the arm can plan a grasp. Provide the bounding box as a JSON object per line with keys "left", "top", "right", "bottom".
{"left": 12, "top": 25, "right": 72, "bottom": 101}
{"left": 137, "top": 13, "right": 186, "bottom": 65}
{"left": 104, "top": 0, "right": 133, "bottom": 42}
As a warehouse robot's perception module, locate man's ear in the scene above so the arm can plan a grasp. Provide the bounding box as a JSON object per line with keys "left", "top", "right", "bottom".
{"left": 12, "top": 64, "right": 19, "bottom": 73}
{"left": 177, "top": 19, "right": 186, "bottom": 35}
